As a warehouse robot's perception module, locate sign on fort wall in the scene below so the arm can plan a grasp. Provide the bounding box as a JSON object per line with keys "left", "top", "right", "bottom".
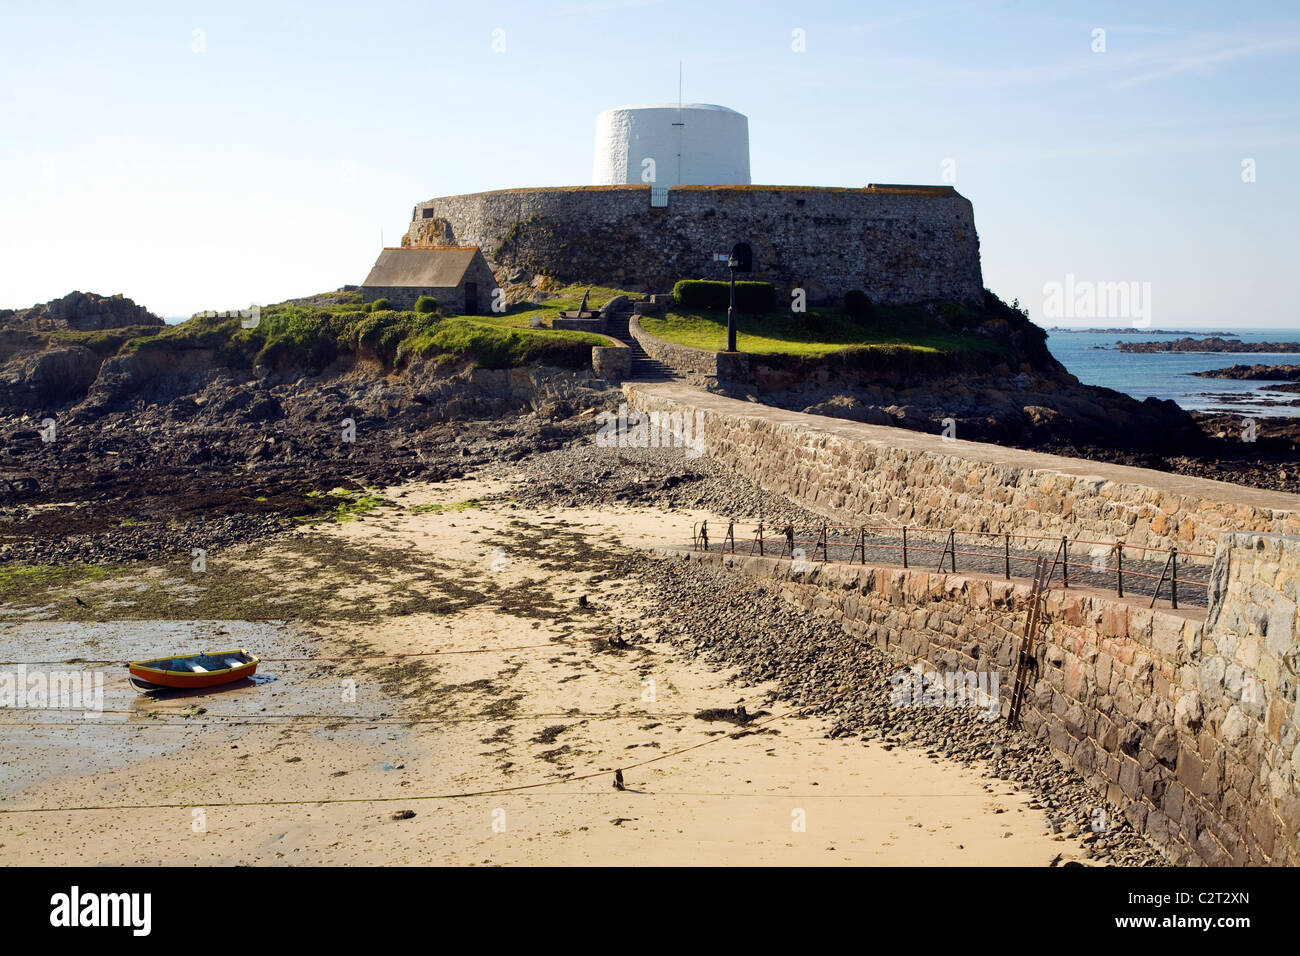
{"left": 403, "top": 185, "right": 984, "bottom": 306}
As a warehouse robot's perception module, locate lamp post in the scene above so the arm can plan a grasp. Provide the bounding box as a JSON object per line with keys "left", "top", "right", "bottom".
{"left": 722, "top": 241, "right": 751, "bottom": 353}
{"left": 726, "top": 254, "right": 738, "bottom": 352}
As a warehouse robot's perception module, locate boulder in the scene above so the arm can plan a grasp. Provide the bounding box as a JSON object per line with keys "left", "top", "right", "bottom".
{"left": 0, "top": 345, "right": 102, "bottom": 403}
{"left": 1, "top": 291, "right": 163, "bottom": 331}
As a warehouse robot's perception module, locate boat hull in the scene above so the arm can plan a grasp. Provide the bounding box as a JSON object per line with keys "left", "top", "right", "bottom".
{"left": 128, "top": 649, "right": 259, "bottom": 689}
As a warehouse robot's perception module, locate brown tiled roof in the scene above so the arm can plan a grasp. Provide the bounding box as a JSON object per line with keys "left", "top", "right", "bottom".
{"left": 362, "top": 246, "right": 483, "bottom": 288}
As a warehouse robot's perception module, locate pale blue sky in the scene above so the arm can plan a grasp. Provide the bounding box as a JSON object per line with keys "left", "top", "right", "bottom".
{"left": 2, "top": 0, "right": 1297, "bottom": 326}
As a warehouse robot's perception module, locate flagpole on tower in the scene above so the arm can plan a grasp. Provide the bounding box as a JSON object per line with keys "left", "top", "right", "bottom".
{"left": 673, "top": 61, "right": 684, "bottom": 186}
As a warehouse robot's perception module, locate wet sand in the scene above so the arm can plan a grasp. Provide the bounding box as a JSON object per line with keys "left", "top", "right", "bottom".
{"left": 0, "top": 477, "right": 1083, "bottom": 865}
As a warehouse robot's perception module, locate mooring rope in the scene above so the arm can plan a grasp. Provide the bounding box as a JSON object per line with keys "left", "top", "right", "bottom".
{"left": 0, "top": 708, "right": 792, "bottom": 814}
{"left": 0, "top": 636, "right": 597, "bottom": 667}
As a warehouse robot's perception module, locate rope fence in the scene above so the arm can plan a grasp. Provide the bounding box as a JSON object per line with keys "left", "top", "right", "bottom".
{"left": 690, "top": 518, "right": 1213, "bottom": 610}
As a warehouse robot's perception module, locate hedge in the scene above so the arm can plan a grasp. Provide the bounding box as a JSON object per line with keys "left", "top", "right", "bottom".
{"left": 672, "top": 279, "right": 775, "bottom": 313}
{"left": 844, "top": 289, "right": 875, "bottom": 321}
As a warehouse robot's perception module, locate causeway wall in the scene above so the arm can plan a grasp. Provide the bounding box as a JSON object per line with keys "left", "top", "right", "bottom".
{"left": 634, "top": 383, "right": 1300, "bottom": 864}
{"left": 625, "top": 383, "right": 1300, "bottom": 555}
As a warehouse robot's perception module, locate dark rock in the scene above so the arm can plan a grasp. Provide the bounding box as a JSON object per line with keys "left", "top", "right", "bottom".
{"left": 1, "top": 291, "right": 163, "bottom": 331}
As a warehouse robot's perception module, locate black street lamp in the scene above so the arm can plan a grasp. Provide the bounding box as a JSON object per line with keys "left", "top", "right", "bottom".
{"left": 724, "top": 241, "right": 752, "bottom": 353}
{"left": 726, "top": 254, "right": 738, "bottom": 352}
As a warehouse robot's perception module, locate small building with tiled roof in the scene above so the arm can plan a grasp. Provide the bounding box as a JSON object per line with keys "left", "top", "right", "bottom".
{"left": 360, "top": 245, "right": 495, "bottom": 314}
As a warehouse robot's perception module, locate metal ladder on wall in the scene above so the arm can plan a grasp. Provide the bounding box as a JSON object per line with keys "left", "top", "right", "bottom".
{"left": 1008, "top": 557, "right": 1051, "bottom": 727}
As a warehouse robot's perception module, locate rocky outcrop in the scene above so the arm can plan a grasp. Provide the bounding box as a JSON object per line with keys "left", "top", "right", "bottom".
{"left": 0, "top": 291, "right": 163, "bottom": 331}
{"left": 1194, "top": 364, "right": 1300, "bottom": 380}
{"left": 0, "top": 292, "right": 164, "bottom": 409}
{"left": 0, "top": 346, "right": 102, "bottom": 404}
{"left": 404, "top": 364, "right": 617, "bottom": 420}
{"left": 1119, "top": 337, "right": 1300, "bottom": 354}
{"left": 73, "top": 346, "right": 227, "bottom": 417}
{"left": 0, "top": 354, "right": 620, "bottom": 565}
{"left": 763, "top": 364, "right": 1201, "bottom": 454}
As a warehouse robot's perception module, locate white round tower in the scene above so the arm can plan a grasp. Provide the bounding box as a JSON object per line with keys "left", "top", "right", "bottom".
{"left": 591, "top": 103, "right": 750, "bottom": 187}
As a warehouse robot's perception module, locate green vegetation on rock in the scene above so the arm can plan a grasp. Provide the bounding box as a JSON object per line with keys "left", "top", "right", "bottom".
{"left": 397, "top": 317, "right": 605, "bottom": 370}
{"left": 24, "top": 284, "right": 617, "bottom": 377}
{"left": 475, "top": 284, "right": 627, "bottom": 331}
{"left": 11, "top": 282, "right": 1049, "bottom": 381}
{"left": 642, "top": 301, "right": 1013, "bottom": 359}
{"left": 297, "top": 487, "right": 388, "bottom": 524}
{"left": 0, "top": 563, "right": 114, "bottom": 600}
{"left": 408, "top": 498, "right": 484, "bottom": 514}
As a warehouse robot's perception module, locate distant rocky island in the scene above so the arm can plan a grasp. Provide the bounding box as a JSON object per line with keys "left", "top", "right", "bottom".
{"left": 1118, "top": 336, "right": 1300, "bottom": 354}
{"left": 1193, "top": 364, "right": 1300, "bottom": 380}
{"left": 1048, "top": 327, "right": 1236, "bottom": 336}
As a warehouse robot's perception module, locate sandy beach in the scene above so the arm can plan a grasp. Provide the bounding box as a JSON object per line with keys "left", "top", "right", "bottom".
{"left": 0, "top": 476, "right": 1085, "bottom": 865}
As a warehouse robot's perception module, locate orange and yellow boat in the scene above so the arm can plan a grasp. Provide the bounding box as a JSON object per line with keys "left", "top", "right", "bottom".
{"left": 128, "top": 649, "right": 259, "bottom": 690}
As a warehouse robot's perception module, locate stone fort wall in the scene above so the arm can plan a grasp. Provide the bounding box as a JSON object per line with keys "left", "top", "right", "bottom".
{"left": 403, "top": 184, "right": 983, "bottom": 306}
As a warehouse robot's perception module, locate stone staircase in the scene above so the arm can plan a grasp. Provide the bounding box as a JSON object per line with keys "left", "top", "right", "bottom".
{"left": 603, "top": 310, "right": 676, "bottom": 381}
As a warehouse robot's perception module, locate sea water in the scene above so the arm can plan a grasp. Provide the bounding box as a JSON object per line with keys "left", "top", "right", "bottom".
{"left": 1044, "top": 328, "right": 1300, "bottom": 418}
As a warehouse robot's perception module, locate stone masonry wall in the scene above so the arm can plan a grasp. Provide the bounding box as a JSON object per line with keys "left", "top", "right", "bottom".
{"left": 680, "top": 535, "right": 1300, "bottom": 865}
{"left": 591, "top": 342, "right": 630, "bottom": 381}
{"left": 359, "top": 285, "right": 457, "bottom": 312}
{"left": 628, "top": 315, "right": 750, "bottom": 388}
{"left": 628, "top": 313, "right": 722, "bottom": 383}
{"left": 1199, "top": 533, "right": 1300, "bottom": 861}
{"left": 626, "top": 384, "right": 1300, "bottom": 555}
{"left": 403, "top": 184, "right": 983, "bottom": 306}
